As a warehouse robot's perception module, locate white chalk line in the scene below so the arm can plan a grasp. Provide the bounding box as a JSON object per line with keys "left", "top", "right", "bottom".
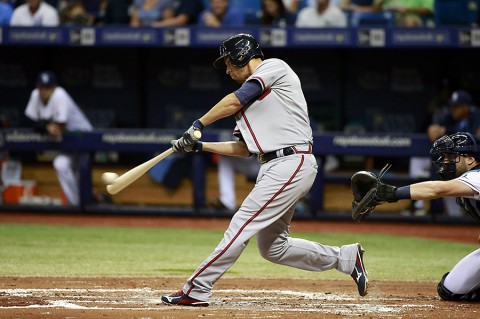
{"left": 0, "top": 288, "right": 434, "bottom": 315}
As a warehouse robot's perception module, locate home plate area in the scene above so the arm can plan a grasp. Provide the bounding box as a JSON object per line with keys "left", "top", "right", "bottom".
{"left": 1, "top": 277, "right": 479, "bottom": 319}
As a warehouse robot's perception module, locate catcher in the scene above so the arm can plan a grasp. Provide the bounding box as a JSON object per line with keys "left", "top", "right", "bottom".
{"left": 351, "top": 131, "right": 480, "bottom": 302}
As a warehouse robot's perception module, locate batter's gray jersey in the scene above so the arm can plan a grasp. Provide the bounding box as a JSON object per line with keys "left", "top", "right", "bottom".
{"left": 25, "top": 87, "right": 92, "bottom": 132}
{"left": 234, "top": 58, "right": 312, "bottom": 154}
{"left": 182, "top": 57, "right": 361, "bottom": 302}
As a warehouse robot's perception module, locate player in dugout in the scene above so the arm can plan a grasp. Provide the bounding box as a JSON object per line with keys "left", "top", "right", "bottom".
{"left": 351, "top": 131, "right": 480, "bottom": 302}
{"left": 24, "top": 71, "right": 93, "bottom": 206}
{"left": 161, "top": 33, "right": 369, "bottom": 307}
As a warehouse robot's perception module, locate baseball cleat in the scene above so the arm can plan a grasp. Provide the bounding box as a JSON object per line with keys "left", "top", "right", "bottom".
{"left": 161, "top": 290, "right": 209, "bottom": 307}
{"left": 351, "top": 243, "right": 368, "bottom": 296}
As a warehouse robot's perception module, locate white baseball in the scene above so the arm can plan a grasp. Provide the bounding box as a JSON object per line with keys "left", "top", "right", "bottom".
{"left": 102, "top": 172, "right": 119, "bottom": 185}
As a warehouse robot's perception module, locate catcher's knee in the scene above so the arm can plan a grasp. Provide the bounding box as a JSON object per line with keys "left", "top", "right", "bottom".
{"left": 437, "top": 273, "right": 457, "bottom": 301}
{"left": 437, "top": 272, "right": 480, "bottom": 302}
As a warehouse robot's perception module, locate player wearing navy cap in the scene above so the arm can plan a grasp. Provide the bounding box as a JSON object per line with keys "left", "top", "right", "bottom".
{"left": 24, "top": 71, "right": 92, "bottom": 205}
{"left": 161, "top": 33, "right": 369, "bottom": 307}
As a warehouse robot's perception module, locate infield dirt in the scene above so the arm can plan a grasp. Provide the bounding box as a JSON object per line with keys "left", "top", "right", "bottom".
{"left": 0, "top": 212, "right": 479, "bottom": 318}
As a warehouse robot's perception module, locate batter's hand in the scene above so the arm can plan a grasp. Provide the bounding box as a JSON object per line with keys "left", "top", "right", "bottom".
{"left": 183, "top": 120, "right": 204, "bottom": 146}
{"left": 171, "top": 138, "right": 201, "bottom": 154}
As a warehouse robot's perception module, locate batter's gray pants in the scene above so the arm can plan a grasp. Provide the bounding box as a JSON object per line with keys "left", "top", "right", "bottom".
{"left": 182, "top": 154, "right": 358, "bottom": 301}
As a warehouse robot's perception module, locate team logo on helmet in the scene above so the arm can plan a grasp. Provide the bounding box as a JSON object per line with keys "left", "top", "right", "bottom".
{"left": 235, "top": 40, "right": 251, "bottom": 62}
{"left": 213, "top": 33, "right": 264, "bottom": 69}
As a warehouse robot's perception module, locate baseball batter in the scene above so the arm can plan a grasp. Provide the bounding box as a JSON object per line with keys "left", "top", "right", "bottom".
{"left": 24, "top": 71, "right": 92, "bottom": 205}
{"left": 351, "top": 132, "right": 480, "bottom": 301}
{"left": 162, "top": 33, "right": 368, "bottom": 307}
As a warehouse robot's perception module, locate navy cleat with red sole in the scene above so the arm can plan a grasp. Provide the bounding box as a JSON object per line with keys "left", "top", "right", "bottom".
{"left": 161, "top": 290, "right": 209, "bottom": 307}
{"left": 351, "top": 243, "right": 369, "bottom": 296}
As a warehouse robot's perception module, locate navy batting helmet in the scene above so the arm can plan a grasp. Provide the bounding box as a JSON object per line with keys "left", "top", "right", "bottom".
{"left": 430, "top": 132, "right": 480, "bottom": 180}
{"left": 213, "top": 33, "right": 264, "bottom": 69}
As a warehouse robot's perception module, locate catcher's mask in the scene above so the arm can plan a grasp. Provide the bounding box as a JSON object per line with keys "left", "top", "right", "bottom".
{"left": 430, "top": 132, "right": 480, "bottom": 180}
{"left": 213, "top": 33, "right": 264, "bottom": 69}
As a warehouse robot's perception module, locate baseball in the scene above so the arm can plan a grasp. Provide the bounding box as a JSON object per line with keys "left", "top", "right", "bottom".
{"left": 194, "top": 130, "right": 202, "bottom": 139}
{"left": 102, "top": 172, "right": 119, "bottom": 185}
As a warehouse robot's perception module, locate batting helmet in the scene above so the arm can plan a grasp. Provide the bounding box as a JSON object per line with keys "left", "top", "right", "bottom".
{"left": 213, "top": 33, "right": 264, "bottom": 69}
{"left": 430, "top": 132, "right": 480, "bottom": 180}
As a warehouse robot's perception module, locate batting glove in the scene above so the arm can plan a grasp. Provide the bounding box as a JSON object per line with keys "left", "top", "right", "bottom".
{"left": 184, "top": 120, "right": 204, "bottom": 146}
{"left": 171, "top": 138, "right": 202, "bottom": 153}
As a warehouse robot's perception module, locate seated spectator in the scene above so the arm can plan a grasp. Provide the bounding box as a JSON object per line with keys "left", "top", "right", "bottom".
{"left": 98, "top": 0, "right": 133, "bottom": 25}
{"left": 296, "top": 0, "right": 347, "bottom": 27}
{"left": 0, "top": 0, "right": 13, "bottom": 25}
{"left": 198, "top": 0, "right": 244, "bottom": 27}
{"left": 282, "top": 0, "right": 315, "bottom": 14}
{"left": 338, "top": 0, "right": 392, "bottom": 27}
{"left": 59, "top": 0, "right": 94, "bottom": 25}
{"left": 153, "top": 0, "right": 204, "bottom": 27}
{"left": 378, "top": 0, "right": 433, "bottom": 27}
{"left": 129, "top": 0, "right": 174, "bottom": 27}
{"left": 261, "top": 0, "right": 296, "bottom": 27}
{"left": 10, "top": 0, "right": 59, "bottom": 26}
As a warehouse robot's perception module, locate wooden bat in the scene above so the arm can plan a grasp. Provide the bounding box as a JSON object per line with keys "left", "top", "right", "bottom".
{"left": 106, "top": 130, "right": 201, "bottom": 195}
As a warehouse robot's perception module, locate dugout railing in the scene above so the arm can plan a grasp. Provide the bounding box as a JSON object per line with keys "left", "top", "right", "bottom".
{"left": 3, "top": 128, "right": 467, "bottom": 224}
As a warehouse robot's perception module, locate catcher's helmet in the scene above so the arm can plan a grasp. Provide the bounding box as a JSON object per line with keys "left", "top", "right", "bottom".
{"left": 213, "top": 33, "right": 264, "bottom": 69}
{"left": 430, "top": 132, "right": 480, "bottom": 180}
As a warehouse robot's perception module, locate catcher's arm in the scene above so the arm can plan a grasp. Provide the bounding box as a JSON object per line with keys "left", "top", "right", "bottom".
{"left": 351, "top": 164, "right": 399, "bottom": 222}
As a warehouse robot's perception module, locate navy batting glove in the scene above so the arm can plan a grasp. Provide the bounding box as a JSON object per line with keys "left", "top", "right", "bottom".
{"left": 184, "top": 120, "right": 204, "bottom": 146}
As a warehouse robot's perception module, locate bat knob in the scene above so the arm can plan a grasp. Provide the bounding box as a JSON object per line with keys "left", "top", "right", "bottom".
{"left": 193, "top": 130, "right": 202, "bottom": 140}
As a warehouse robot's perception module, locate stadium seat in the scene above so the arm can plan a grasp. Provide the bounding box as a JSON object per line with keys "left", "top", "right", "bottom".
{"left": 356, "top": 12, "right": 395, "bottom": 27}
{"left": 229, "top": 0, "right": 261, "bottom": 25}
{"left": 434, "top": 0, "right": 479, "bottom": 26}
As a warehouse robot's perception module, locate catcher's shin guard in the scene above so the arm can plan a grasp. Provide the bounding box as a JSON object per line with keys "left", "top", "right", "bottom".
{"left": 437, "top": 273, "right": 480, "bottom": 302}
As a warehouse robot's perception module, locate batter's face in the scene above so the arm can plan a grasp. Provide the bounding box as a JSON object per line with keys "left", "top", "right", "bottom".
{"left": 224, "top": 57, "right": 251, "bottom": 83}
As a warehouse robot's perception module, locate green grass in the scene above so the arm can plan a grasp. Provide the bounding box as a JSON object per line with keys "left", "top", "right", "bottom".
{"left": 0, "top": 223, "right": 475, "bottom": 281}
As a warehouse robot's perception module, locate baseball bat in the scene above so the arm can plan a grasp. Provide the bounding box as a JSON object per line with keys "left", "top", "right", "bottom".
{"left": 106, "top": 130, "right": 201, "bottom": 195}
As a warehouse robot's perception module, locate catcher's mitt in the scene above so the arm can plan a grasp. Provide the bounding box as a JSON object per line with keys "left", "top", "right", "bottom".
{"left": 351, "top": 164, "right": 397, "bottom": 222}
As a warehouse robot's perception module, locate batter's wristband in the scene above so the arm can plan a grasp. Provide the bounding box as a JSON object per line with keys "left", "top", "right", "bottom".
{"left": 193, "top": 119, "right": 204, "bottom": 131}
{"left": 196, "top": 141, "right": 203, "bottom": 152}
{"left": 394, "top": 186, "right": 411, "bottom": 200}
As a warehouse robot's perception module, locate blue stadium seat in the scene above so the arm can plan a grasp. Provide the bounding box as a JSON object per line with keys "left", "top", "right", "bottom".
{"left": 434, "top": 0, "right": 479, "bottom": 26}
{"left": 229, "top": 0, "right": 261, "bottom": 25}
{"left": 356, "top": 12, "right": 395, "bottom": 27}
